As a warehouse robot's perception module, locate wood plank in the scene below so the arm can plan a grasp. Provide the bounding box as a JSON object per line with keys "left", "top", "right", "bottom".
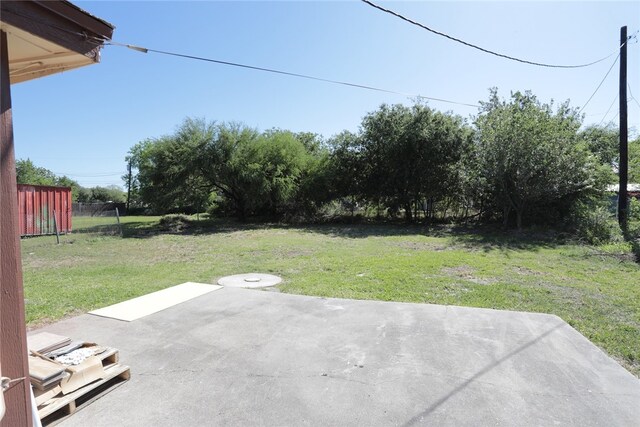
{"left": 28, "top": 356, "right": 65, "bottom": 383}
{"left": 27, "top": 332, "right": 71, "bottom": 354}
{"left": 89, "top": 282, "right": 222, "bottom": 321}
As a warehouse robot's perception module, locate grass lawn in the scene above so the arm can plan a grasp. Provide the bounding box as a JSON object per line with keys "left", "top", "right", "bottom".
{"left": 21, "top": 215, "right": 640, "bottom": 377}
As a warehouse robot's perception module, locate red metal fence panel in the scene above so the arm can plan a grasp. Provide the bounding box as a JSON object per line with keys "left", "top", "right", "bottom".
{"left": 17, "top": 184, "right": 72, "bottom": 236}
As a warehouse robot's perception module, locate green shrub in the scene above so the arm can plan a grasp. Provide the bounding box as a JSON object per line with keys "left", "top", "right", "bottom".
{"left": 571, "top": 204, "right": 622, "bottom": 245}
{"left": 628, "top": 198, "right": 640, "bottom": 223}
{"left": 158, "top": 214, "right": 192, "bottom": 232}
{"left": 628, "top": 198, "right": 640, "bottom": 242}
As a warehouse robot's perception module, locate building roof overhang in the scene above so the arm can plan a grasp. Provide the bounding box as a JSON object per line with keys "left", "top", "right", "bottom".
{"left": 0, "top": 0, "right": 114, "bottom": 84}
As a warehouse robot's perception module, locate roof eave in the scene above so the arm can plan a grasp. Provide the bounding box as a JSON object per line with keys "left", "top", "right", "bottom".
{"left": 0, "top": 0, "right": 114, "bottom": 84}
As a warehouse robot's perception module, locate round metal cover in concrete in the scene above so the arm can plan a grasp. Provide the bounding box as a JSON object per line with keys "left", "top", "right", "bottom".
{"left": 217, "top": 273, "right": 282, "bottom": 288}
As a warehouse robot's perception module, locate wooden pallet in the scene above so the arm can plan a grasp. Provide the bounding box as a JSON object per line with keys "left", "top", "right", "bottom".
{"left": 39, "top": 363, "right": 130, "bottom": 426}
{"left": 96, "top": 346, "right": 119, "bottom": 368}
{"left": 37, "top": 348, "right": 130, "bottom": 426}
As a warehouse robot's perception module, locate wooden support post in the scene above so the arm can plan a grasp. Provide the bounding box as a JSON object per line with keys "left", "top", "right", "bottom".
{"left": 125, "top": 159, "right": 132, "bottom": 212}
{"left": 53, "top": 210, "right": 60, "bottom": 244}
{"left": 0, "top": 30, "right": 34, "bottom": 427}
{"left": 115, "top": 207, "right": 123, "bottom": 236}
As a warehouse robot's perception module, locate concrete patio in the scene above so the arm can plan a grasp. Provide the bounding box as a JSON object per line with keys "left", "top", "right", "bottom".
{"left": 36, "top": 287, "right": 640, "bottom": 426}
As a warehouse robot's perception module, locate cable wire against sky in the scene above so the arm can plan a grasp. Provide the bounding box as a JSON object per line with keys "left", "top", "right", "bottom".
{"left": 578, "top": 54, "right": 620, "bottom": 114}
{"left": 12, "top": 6, "right": 638, "bottom": 112}
{"left": 15, "top": 3, "right": 639, "bottom": 126}
{"left": 628, "top": 83, "right": 640, "bottom": 110}
{"left": 597, "top": 95, "right": 618, "bottom": 126}
{"left": 53, "top": 172, "right": 123, "bottom": 177}
{"left": 361, "top": 0, "right": 630, "bottom": 69}
{"left": 13, "top": 3, "right": 634, "bottom": 71}
{"left": 607, "top": 111, "right": 620, "bottom": 127}
{"left": 105, "top": 41, "right": 480, "bottom": 108}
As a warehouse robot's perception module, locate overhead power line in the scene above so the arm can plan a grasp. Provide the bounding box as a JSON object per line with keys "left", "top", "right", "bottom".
{"left": 104, "top": 41, "right": 480, "bottom": 108}
{"left": 361, "top": 0, "right": 630, "bottom": 69}
{"left": 54, "top": 172, "right": 123, "bottom": 177}
{"left": 628, "top": 83, "right": 640, "bottom": 110}
{"left": 16, "top": 2, "right": 635, "bottom": 113}
{"left": 606, "top": 111, "right": 620, "bottom": 127}
{"left": 597, "top": 95, "right": 618, "bottom": 126}
{"left": 592, "top": 98, "right": 634, "bottom": 127}
{"left": 578, "top": 54, "right": 620, "bottom": 114}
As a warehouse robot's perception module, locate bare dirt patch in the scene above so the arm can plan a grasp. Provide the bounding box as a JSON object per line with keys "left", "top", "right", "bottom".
{"left": 23, "top": 255, "right": 86, "bottom": 270}
{"left": 513, "top": 266, "right": 545, "bottom": 276}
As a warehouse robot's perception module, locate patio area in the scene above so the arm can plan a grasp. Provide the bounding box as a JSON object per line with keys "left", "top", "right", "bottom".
{"left": 35, "top": 287, "right": 640, "bottom": 426}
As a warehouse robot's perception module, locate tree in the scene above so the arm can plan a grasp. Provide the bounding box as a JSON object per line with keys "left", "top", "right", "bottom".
{"left": 579, "top": 124, "right": 619, "bottom": 167}
{"left": 358, "top": 103, "right": 470, "bottom": 221}
{"left": 75, "top": 186, "right": 92, "bottom": 203}
{"left": 327, "top": 131, "right": 365, "bottom": 213}
{"left": 16, "top": 159, "right": 83, "bottom": 201}
{"left": 226, "top": 130, "right": 312, "bottom": 217}
{"left": 122, "top": 157, "right": 136, "bottom": 210}
{"left": 16, "top": 159, "right": 58, "bottom": 185}
{"left": 195, "top": 121, "right": 260, "bottom": 219}
{"left": 296, "top": 147, "right": 332, "bottom": 214}
{"left": 578, "top": 125, "right": 619, "bottom": 187}
{"left": 475, "top": 89, "right": 603, "bottom": 229}
{"left": 293, "top": 131, "right": 325, "bottom": 154}
{"left": 129, "top": 119, "right": 214, "bottom": 213}
{"left": 630, "top": 137, "right": 640, "bottom": 183}
{"left": 128, "top": 118, "right": 326, "bottom": 219}
{"left": 89, "top": 185, "right": 126, "bottom": 203}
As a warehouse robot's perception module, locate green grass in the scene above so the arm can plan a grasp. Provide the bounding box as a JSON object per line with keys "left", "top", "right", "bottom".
{"left": 21, "top": 216, "right": 640, "bottom": 377}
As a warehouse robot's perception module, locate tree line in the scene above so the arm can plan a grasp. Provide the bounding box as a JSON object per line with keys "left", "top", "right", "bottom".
{"left": 16, "top": 159, "right": 126, "bottom": 203}
{"left": 126, "top": 89, "right": 637, "bottom": 231}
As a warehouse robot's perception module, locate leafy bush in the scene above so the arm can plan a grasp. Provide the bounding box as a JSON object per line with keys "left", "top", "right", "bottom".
{"left": 628, "top": 198, "right": 640, "bottom": 242}
{"left": 629, "top": 198, "right": 640, "bottom": 223}
{"left": 158, "top": 214, "right": 192, "bottom": 232}
{"left": 571, "top": 204, "right": 622, "bottom": 245}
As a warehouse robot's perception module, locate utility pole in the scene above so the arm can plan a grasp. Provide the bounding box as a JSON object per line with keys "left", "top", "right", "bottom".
{"left": 618, "top": 26, "right": 628, "bottom": 231}
{"left": 126, "top": 158, "right": 132, "bottom": 213}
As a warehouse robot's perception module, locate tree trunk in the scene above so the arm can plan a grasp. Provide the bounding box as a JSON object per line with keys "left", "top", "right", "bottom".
{"left": 516, "top": 209, "right": 523, "bottom": 230}
{"left": 404, "top": 202, "right": 413, "bottom": 222}
{"left": 236, "top": 200, "right": 246, "bottom": 222}
{"left": 503, "top": 204, "right": 511, "bottom": 229}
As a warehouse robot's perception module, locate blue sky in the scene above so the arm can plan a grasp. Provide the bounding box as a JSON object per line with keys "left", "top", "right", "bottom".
{"left": 11, "top": 1, "right": 640, "bottom": 188}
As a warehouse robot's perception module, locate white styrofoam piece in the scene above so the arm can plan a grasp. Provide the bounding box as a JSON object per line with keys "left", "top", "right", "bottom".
{"left": 89, "top": 282, "right": 222, "bottom": 321}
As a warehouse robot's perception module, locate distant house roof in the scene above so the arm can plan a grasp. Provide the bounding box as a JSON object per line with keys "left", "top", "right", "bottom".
{"left": 606, "top": 184, "right": 640, "bottom": 193}
{"left": 0, "top": 0, "right": 114, "bottom": 83}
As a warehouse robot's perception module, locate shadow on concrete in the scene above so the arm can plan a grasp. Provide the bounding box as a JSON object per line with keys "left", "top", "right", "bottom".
{"left": 402, "top": 321, "right": 566, "bottom": 426}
